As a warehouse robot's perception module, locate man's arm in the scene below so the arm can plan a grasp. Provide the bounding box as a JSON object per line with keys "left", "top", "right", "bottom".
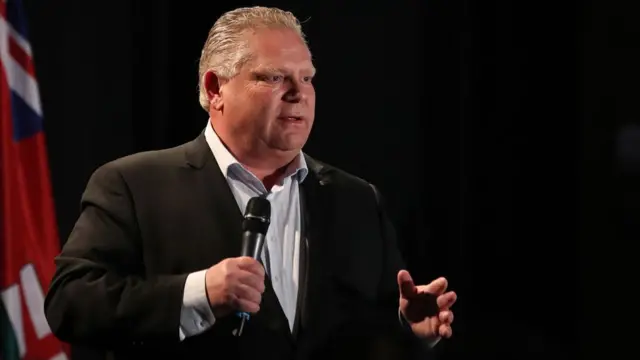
{"left": 369, "top": 184, "right": 440, "bottom": 353}
{"left": 369, "top": 183, "right": 404, "bottom": 311}
{"left": 44, "top": 162, "right": 203, "bottom": 346}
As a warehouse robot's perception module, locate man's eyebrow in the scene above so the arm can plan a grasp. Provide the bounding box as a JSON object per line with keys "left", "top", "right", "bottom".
{"left": 254, "top": 66, "right": 280, "bottom": 73}
{"left": 253, "top": 66, "right": 317, "bottom": 75}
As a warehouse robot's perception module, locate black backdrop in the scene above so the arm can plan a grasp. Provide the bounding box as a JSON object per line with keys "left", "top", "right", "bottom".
{"left": 19, "top": 0, "right": 639, "bottom": 358}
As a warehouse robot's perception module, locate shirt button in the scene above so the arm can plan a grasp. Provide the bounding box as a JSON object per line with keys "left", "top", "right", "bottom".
{"left": 274, "top": 276, "right": 279, "bottom": 282}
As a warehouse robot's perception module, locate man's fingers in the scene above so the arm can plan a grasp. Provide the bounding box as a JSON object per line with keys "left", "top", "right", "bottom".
{"left": 238, "top": 270, "right": 266, "bottom": 293}
{"left": 439, "top": 310, "right": 454, "bottom": 324}
{"left": 237, "top": 298, "right": 260, "bottom": 314}
{"left": 230, "top": 284, "right": 262, "bottom": 314}
{"left": 236, "top": 284, "right": 263, "bottom": 306}
{"left": 237, "top": 257, "right": 265, "bottom": 277}
{"left": 439, "top": 323, "right": 452, "bottom": 338}
{"left": 437, "top": 291, "right": 457, "bottom": 310}
{"left": 397, "top": 270, "right": 417, "bottom": 298}
{"left": 424, "top": 277, "right": 448, "bottom": 295}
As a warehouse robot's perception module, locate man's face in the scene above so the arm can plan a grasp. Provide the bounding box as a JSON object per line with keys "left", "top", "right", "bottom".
{"left": 218, "top": 27, "right": 316, "bottom": 155}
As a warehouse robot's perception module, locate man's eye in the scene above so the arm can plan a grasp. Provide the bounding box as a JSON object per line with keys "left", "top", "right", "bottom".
{"left": 259, "top": 75, "right": 283, "bottom": 82}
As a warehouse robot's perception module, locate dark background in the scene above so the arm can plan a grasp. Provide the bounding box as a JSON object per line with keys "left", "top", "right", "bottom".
{"left": 20, "top": 0, "right": 639, "bottom": 358}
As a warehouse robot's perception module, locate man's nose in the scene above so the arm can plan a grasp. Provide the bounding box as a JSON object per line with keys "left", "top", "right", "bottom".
{"left": 283, "top": 78, "right": 309, "bottom": 103}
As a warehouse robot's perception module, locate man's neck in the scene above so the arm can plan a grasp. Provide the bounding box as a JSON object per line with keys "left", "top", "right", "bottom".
{"left": 210, "top": 120, "right": 298, "bottom": 188}
{"left": 232, "top": 148, "right": 297, "bottom": 184}
{"left": 248, "top": 164, "right": 290, "bottom": 190}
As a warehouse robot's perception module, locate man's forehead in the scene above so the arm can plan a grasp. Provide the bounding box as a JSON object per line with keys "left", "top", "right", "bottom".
{"left": 246, "top": 48, "right": 314, "bottom": 70}
{"left": 244, "top": 27, "right": 307, "bottom": 50}
{"left": 239, "top": 28, "right": 314, "bottom": 70}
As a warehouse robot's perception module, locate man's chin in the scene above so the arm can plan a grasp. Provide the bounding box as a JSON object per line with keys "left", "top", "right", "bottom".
{"left": 270, "top": 137, "right": 308, "bottom": 153}
{"left": 271, "top": 146, "right": 304, "bottom": 157}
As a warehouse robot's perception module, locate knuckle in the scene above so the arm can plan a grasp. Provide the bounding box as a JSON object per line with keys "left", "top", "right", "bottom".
{"left": 252, "top": 273, "right": 263, "bottom": 285}
{"left": 223, "top": 270, "right": 234, "bottom": 284}
{"left": 233, "top": 283, "right": 244, "bottom": 297}
{"left": 249, "top": 302, "right": 260, "bottom": 313}
{"left": 221, "top": 258, "right": 233, "bottom": 269}
{"left": 219, "top": 263, "right": 232, "bottom": 278}
{"left": 225, "top": 293, "right": 237, "bottom": 306}
{"left": 242, "top": 301, "right": 259, "bottom": 313}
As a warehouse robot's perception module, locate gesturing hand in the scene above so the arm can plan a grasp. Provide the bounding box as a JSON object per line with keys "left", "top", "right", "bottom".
{"left": 397, "top": 270, "right": 457, "bottom": 341}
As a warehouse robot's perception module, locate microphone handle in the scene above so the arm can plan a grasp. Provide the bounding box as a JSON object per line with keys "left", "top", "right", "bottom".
{"left": 233, "top": 231, "right": 266, "bottom": 337}
{"left": 240, "top": 231, "right": 266, "bottom": 259}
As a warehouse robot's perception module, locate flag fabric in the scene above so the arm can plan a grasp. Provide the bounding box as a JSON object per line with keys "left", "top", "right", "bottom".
{"left": 0, "top": 0, "right": 68, "bottom": 359}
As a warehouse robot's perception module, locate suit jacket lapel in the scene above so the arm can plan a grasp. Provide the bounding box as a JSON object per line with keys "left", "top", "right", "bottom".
{"left": 294, "top": 155, "right": 335, "bottom": 339}
{"left": 184, "top": 133, "right": 243, "bottom": 264}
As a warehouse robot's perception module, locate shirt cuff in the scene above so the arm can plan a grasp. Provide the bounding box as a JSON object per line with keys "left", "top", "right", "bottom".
{"left": 398, "top": 308, "right": 441, "bottom": 348}
{"left": 179, "top": 269, "right": 216, "bottom": 341}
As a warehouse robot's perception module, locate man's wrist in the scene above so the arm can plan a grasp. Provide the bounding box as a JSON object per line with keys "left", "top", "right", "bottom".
{"left": 398, "top": 307, "right": 410, "bottom": 328}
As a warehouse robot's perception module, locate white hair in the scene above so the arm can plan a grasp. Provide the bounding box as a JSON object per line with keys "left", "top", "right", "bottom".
{"left": 197, "top": 6, "right": 307, "bottom": 111}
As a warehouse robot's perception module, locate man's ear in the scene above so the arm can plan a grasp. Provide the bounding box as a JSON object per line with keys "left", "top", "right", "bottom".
{"left": 204, "top": 70, "right": 225, "bottom": 111}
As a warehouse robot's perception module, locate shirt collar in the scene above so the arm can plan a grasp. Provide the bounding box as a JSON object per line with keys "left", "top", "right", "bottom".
{"left": 203, "top": 119, "right": 308, "bottom": 183}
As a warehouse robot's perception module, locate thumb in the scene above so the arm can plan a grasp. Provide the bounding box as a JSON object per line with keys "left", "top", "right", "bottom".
{"left": 397, "top": 270, "right": 417, "bottom": 299}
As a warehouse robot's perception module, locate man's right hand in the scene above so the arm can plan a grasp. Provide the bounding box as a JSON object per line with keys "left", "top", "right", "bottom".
{"left": 204, "top": 256, "right": 266, "bottom": 319}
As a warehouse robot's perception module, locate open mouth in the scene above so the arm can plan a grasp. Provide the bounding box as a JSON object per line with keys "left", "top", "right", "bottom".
{"left": 279, "top": 116, "right": 303, "bottom": 122}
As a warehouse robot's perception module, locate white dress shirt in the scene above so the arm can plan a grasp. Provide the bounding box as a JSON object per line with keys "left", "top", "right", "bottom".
{"left": 179, "top": 121, "right": 307, "bottom": 340}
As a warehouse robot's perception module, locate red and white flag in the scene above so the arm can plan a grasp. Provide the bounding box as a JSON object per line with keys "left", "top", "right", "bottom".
{"left": 1, "top": 0, "right": 69, "bottom": 359}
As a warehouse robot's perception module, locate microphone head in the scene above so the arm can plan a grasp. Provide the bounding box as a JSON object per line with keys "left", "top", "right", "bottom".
{"left": 242, "top": 197, "right": 271, "bottom": 234}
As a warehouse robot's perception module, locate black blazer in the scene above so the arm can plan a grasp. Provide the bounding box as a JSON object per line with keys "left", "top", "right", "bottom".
{"left": 44, "top": 134, "right": 431, "bottom": 360}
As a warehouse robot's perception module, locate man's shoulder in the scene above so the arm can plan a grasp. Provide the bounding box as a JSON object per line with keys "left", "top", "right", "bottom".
{"left": 90, "top": 138, "right": 197, "bottom": 182}
{"left": 304, "top": 153, "right": 374, "bottom": 191}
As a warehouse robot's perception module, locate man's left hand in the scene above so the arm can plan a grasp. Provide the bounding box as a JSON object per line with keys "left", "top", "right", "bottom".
{"left": 397, "top": 270, "right": 457, "bottom": 341}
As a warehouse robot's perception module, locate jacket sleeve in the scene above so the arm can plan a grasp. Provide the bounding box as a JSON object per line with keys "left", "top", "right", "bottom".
{"left": 369, "top": 183, "right": 405, "bottom": 310}
{"left": 369, "top": 183, "right": 438, "bottom": 359}
{"left": 44, "top": 161, "right": 188, "bottom": 347}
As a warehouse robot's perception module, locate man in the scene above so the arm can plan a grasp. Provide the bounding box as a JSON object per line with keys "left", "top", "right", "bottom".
{"left": 44, "top": 6, "right": 456, "bottom": 359}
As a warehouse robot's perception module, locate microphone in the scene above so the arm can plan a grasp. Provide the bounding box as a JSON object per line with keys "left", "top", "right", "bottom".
{"left": 233, "top": 196, "right": 271, "bottom": 337}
